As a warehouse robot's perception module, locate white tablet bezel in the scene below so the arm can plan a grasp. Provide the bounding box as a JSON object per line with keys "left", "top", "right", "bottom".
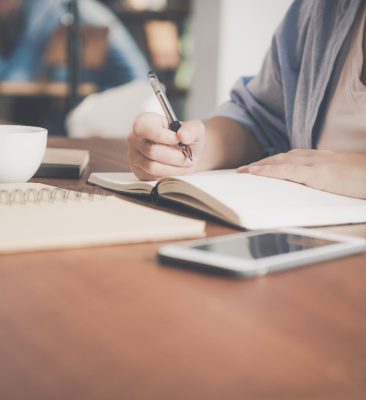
{"left": 158, "top": 228, "right": 366, "bottom": 276}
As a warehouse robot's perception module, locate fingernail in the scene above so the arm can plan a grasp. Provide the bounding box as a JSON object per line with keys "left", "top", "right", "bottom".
{"left": 177, "top": 129, "right": 193, "bottom": 145}
{"left": 237, "top": 166, "right": 248, "bottom": 173}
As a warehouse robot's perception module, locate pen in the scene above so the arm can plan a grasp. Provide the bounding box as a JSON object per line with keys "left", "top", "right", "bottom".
{"left": 147, "top": 71, "right": 193, "bottom": 161}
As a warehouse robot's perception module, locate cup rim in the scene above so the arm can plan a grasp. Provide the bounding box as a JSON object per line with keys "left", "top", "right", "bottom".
{"left": 0, "top": 125, "right": 48, "bottom": 134}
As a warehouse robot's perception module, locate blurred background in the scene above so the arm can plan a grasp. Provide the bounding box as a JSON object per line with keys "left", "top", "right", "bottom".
{"left": 0, "top": 0, "right": 292, "bottom": 137}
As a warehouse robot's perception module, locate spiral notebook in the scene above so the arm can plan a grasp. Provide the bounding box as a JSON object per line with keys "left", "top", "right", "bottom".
{"left": 0, "top": 183, "right": 205, "bottom": 254}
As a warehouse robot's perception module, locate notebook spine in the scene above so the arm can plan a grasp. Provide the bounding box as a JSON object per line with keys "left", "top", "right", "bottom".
{"left": 0, "top": 187, "right": 105, "bottom": 206}
{"left": 151, "top": 185, "right": 160, "bottom": 203}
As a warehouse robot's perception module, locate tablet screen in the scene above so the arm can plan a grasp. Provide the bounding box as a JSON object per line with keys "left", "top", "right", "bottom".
{"left": 192, "top": 233, "right": 339, "bottom": 259}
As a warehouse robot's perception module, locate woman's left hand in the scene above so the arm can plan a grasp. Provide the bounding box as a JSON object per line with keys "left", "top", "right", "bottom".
{"left": 237, "top": 149, "right": 366, "bottom": 199}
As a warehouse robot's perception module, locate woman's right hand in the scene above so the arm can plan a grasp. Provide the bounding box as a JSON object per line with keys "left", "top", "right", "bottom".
{"left": 127, "top": 112, "right": 206, "bottom": 180}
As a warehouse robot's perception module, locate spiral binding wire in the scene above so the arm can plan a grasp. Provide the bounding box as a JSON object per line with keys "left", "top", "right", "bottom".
{"left": 0, "top": 187, "right": 105, "bottom": 206}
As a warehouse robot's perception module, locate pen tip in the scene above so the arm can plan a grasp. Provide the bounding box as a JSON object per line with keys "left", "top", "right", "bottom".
{"left": 186, "top": 147, "right": 193, "bottom": 162}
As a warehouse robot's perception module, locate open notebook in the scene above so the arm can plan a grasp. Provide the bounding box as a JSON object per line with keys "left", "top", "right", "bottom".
{"left": 0, "top": 183, "right": 205, "bottom": 254}
{"left": 88, "top": 169, "right": 366, "bottom": 229}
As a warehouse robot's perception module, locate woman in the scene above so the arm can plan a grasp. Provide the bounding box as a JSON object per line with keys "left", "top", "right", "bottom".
{"left": 128, "top": 0, "right": 366, "bottom": 199}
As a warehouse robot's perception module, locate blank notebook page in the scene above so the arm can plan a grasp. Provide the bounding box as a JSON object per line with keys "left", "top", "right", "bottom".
{"left": 177, "top": 172, "right": 366, "bottom": 229}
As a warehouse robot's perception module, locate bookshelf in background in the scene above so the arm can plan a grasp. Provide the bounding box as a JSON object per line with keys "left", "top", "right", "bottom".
{"left": 101, "top": 0, "right": 193, "bottom": 120}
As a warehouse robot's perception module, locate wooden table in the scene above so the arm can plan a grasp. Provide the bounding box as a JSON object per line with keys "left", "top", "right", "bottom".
{"left": 0, "top": 138, "right": 365, "bottom": 400}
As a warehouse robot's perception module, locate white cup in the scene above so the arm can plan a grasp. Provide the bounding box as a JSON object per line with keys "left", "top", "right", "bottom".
{"left": 0, "top": 125, "right": 48, "bottom": 183}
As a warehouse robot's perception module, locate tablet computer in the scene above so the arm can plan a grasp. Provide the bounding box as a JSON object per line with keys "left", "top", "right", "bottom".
{"left": 158, "top": 228, "right": 366, "bottom": 277}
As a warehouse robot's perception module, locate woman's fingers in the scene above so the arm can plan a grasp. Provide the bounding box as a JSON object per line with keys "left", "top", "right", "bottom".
{"left": 131, "top": 113, "right": 179, "bottom": 146}
{"left": 135, "top": 137, "right": 192, "bottom": 167}
{"left": 236, "top": 150, "right": 366, "bottom": 199}
{"left": 128, "top": 113, "right": 206, "bottom": 180}
{"left": 248, "top": 163, "right": 314, "bottom": 185}
{"left": 237, "top": 149, "right": 335, "bottom": 173}
{"left": 128, "top": 147, "right": 194, "bottom": 181}
{"left": 177, "top": 119, "right": 205, "bottom": 145}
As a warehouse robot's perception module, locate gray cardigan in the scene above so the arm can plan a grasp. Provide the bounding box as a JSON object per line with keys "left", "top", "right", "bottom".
{"left": 214, "top": 0, "right": 364, "bottom": 156}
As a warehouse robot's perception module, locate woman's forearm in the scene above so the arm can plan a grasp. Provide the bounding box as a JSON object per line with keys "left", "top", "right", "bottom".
{"left": 198, "top": 117, "right": 263, "bottom": 171}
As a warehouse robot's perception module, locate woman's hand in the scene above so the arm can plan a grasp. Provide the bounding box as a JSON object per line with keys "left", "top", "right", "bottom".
{"left": 237, "top": 149, "right": 366, "bottom": 199}
{"left": 128, "top": 113, "right": 205, "bottom": 180}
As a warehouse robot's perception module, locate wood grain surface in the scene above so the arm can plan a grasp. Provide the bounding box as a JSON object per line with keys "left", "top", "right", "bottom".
{"left": 0, "top": 138, "right": 365, "bottom": 400}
